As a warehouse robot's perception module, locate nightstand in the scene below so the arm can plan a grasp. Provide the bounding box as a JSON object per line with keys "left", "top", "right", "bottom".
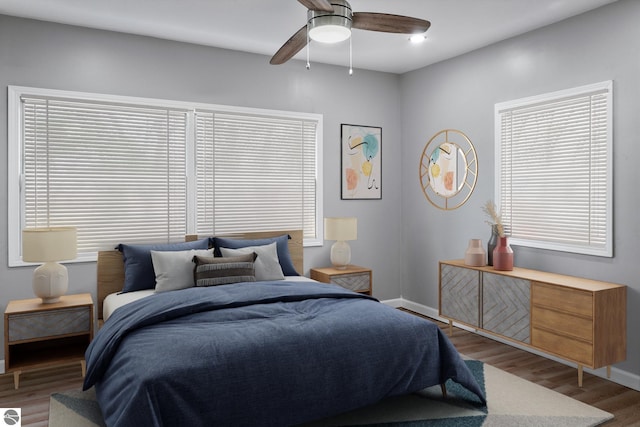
{"left": 4, "top": 293, "right": 94, "bottom": 389}
{"left": 310, "top": 265, "right": 372, "bottom": 295}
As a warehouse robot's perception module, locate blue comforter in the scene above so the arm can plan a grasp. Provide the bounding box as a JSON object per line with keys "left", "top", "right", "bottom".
{"left": 84, "top": 280, "right": 485, "bottom": 426}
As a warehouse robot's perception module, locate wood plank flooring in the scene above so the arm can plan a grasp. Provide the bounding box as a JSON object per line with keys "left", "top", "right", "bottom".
{"left": 0, "top": 316, "right": 638, "bottom": 426}
{"left": 0, "top": 362, "right": 84, "bottom": 426}
{"left": 436, "top": 318, "right": 640, "bottom": 426}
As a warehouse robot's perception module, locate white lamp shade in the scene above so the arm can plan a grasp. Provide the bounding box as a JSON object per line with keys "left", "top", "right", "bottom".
{"left": 324, "top": 217, "right": 357, "bottom": 241}
{"left": 23, "top": 227, "right": 77, "bottom": 262}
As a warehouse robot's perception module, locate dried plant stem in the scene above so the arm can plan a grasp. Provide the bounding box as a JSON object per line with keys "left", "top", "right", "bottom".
{"left": 482, "top": 200, "right": 504, "bottom": 237}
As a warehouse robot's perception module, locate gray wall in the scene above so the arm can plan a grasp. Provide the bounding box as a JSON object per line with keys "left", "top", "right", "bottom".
{"left": 400, "top": 0, "right": 640, "bottom": 379}
{"left": 0, "top": 15, "right": 404, "bottom": 361}
{"left": 1, "top": 0, "right": 638, "bottom": 384}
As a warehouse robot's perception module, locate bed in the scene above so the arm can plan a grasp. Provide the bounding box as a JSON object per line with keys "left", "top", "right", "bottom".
{"left": 83, "top": 229, "right": 485, "bottom": 426}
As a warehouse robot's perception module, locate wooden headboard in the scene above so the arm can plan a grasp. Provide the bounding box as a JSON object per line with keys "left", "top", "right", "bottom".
{"left": 96, "top": 229, "right": 304, "bottom": 320}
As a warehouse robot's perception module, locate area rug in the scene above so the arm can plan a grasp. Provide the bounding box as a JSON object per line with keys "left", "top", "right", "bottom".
{"left": 49, "top": 360, "right": 613, "bottom": 427}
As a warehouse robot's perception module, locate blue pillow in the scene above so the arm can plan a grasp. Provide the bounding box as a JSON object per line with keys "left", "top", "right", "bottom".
{"left": 211, "top": 234, "right": 299, "bottom": 276}
{"left": 117, "top": 239, "right": 209, "bottom": 292}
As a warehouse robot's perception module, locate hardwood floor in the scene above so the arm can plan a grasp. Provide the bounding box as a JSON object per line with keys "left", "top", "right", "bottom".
{"left": 441, "top": 319, "right": 640, "bottom": 426}
{"left": 0, "top": 318, "right": 639, "bottom": 426}
{"left": 0, "top": 363, "right": 84, "bottom": 427}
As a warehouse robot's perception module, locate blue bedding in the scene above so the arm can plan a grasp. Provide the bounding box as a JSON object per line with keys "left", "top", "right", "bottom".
{"left": 84, "top": 280, "right": 485, "bottom": 426}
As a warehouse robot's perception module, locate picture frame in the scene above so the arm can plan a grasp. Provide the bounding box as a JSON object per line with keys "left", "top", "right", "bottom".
{"left": 341, "top": 124, "right": 382, "bottom": 200}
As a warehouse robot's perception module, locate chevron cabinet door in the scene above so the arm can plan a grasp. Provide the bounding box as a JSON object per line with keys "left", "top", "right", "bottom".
{"left": 439, "top": 263, "right": 480, "bottom": 327}
{"left": 483, "top": 272, "right": 530, "bottom": 343}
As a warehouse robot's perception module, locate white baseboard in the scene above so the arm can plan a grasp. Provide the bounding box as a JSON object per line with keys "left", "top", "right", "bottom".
{"left": 382, "top": 297, "right": 640, "bottom": 392}
{"left": 0, "top": 361, "right": 4, "bottom": 374}
{"left": 380, "top": 298, "right": 403, "bottom": 308}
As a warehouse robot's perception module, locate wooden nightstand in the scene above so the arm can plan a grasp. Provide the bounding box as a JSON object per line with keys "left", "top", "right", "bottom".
{"left": 310, "top": 265, "right": 372, "bottom": 295}
{"left": 4, "top": 293, "right": 94, "bottom": 389}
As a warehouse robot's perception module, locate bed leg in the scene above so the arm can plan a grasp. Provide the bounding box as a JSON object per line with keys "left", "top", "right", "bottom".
{"left": 440, "top": 383, "right": 447, "bottom": 398}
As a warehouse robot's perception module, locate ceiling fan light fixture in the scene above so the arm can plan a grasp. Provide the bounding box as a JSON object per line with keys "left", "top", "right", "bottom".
{"left": 309, "top": 22, "right": 351, "bottom": 43}
{"left": 410, "top": 34, "right": 427, "bottom": 43}
{"left": 307, "top": 0, "right": 353, "bottom": 44}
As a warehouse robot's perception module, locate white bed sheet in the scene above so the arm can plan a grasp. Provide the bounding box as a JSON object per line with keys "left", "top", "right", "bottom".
{"left": 103, "top": 290, "right": 155, "bottom": 321}
{"left": 103, "top": 276, "right": 316, "bottom": 322}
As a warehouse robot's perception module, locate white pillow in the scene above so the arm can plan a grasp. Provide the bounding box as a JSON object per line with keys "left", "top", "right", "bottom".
{"left": 220, "top": 242, "right": 284, "bottom": 281}
{"left": 151, "top": 248, "right": 214, "bottom": 292}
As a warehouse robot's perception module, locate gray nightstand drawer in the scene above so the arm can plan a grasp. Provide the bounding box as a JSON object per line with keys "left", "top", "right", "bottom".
{"left": 331, "top": 272, "right": 370, "bottom": 292}
{"left": 8, "top": 307, "right": 91, "bottom": 342}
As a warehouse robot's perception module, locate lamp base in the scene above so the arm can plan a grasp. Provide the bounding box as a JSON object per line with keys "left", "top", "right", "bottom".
{"left": 330, "top": 240, "right": 351, "bottom": 270}
{"left": 33, "top": 262, "right": 69, "bottom": 304}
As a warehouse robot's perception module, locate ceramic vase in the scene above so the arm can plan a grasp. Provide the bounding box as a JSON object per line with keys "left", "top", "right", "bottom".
{"left": 487, "top": 225, "right": 499, "bottom": 266}
{"left": 492, "top": 236, "right": 514, "bottom": 271}
{"left": 464, "top": 239, "right": 486, "bottom": 267}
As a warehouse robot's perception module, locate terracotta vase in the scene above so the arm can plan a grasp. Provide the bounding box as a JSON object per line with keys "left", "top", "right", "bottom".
{"left": 487, "top": 225, "right": 499, "bottom": 266}
{"left": 464, "top": 239, "right": 486, "bottom": 267}
{"left": 492, "top": 236, "right": 513, "bottom": 271}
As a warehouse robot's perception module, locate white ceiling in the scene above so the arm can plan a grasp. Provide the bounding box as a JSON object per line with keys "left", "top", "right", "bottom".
{"left": 0, "top": 0, "right": 618, "bottom": 74}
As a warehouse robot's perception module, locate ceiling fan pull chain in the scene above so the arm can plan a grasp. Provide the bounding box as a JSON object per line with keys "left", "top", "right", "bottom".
{"left": 306, "top": 27, "right": 311, "bottom": 70}
{"left": 349, "top": 35, "right": 353, "bottom": 75}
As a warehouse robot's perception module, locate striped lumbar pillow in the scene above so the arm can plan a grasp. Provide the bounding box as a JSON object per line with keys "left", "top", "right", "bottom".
{"left": 192, "top": 253, "right": 257, "bottom": 287}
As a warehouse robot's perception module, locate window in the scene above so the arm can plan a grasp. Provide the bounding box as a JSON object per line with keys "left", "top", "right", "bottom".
{"left": 8, "top": 86, "right": 323, "bottom": 266}
{"left": 495, "top": 81, "right": 612, "bottom": 257}
{"left": 194, "top": 112, "right": 316, "bottom": 236}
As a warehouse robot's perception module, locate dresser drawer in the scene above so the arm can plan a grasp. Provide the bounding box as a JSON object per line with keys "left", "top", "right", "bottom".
{"left": 531, "top": 306, "right": 592, "bottom": 342}
{"left": 532, "top": 282, "right": 593, "bottom": 317}
{"left": 331, "top": 272, "right": 370, "bottom": 292}
{"left": 532, "top": 328, "right": 593, "bottom": 366}
{"left": 8, "top": 307, "right": 91, "bottom": 342}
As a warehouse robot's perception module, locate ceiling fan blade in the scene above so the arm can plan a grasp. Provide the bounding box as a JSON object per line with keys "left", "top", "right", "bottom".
{"left": 270, "top": 26, "right": 308, "bottom": 65}
{"left": 298, "top": 0, "right": 334, "bottom": 12}
{"left": 352, "top": 12, "right": 431, "bottom": 34}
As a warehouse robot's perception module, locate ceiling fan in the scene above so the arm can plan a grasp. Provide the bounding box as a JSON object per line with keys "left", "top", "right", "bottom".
{"left": 270, "top": 0, "right": 431, "bottom": 65}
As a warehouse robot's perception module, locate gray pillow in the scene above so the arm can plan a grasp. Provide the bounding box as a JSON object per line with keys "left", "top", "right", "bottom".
{"left": 220, "top": 242, "right": 285, "bottom": 281}
{"left": 151, "top": 248, "right": 214, "bottom": 292}
{"left": 193, "top": 253, "right": 257, "bottom": 287}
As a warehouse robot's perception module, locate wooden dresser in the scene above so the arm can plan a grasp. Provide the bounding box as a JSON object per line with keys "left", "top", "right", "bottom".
{"left": 439, "top": 260, "right": 626, "bottom": 386}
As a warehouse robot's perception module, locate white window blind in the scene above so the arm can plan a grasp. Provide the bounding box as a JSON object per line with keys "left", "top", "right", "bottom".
{"left": 9, "top": 86, "right": 323, "bottom": 266}
{"left": 495, "top": 81, "right": 612, "bottom": 257}
{"left": 194, "top": 112, "right": 317, "bottom": 237}
{"left": 22, "top": 97, "right": 188, "bottom": 254}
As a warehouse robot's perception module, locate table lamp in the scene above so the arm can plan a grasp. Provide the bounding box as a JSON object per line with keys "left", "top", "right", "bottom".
{"left": 22, "top": 227, "right": 77, "bottom": 303}
{"left": 324, "top": 217, "right": 357, "bottom": 269}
